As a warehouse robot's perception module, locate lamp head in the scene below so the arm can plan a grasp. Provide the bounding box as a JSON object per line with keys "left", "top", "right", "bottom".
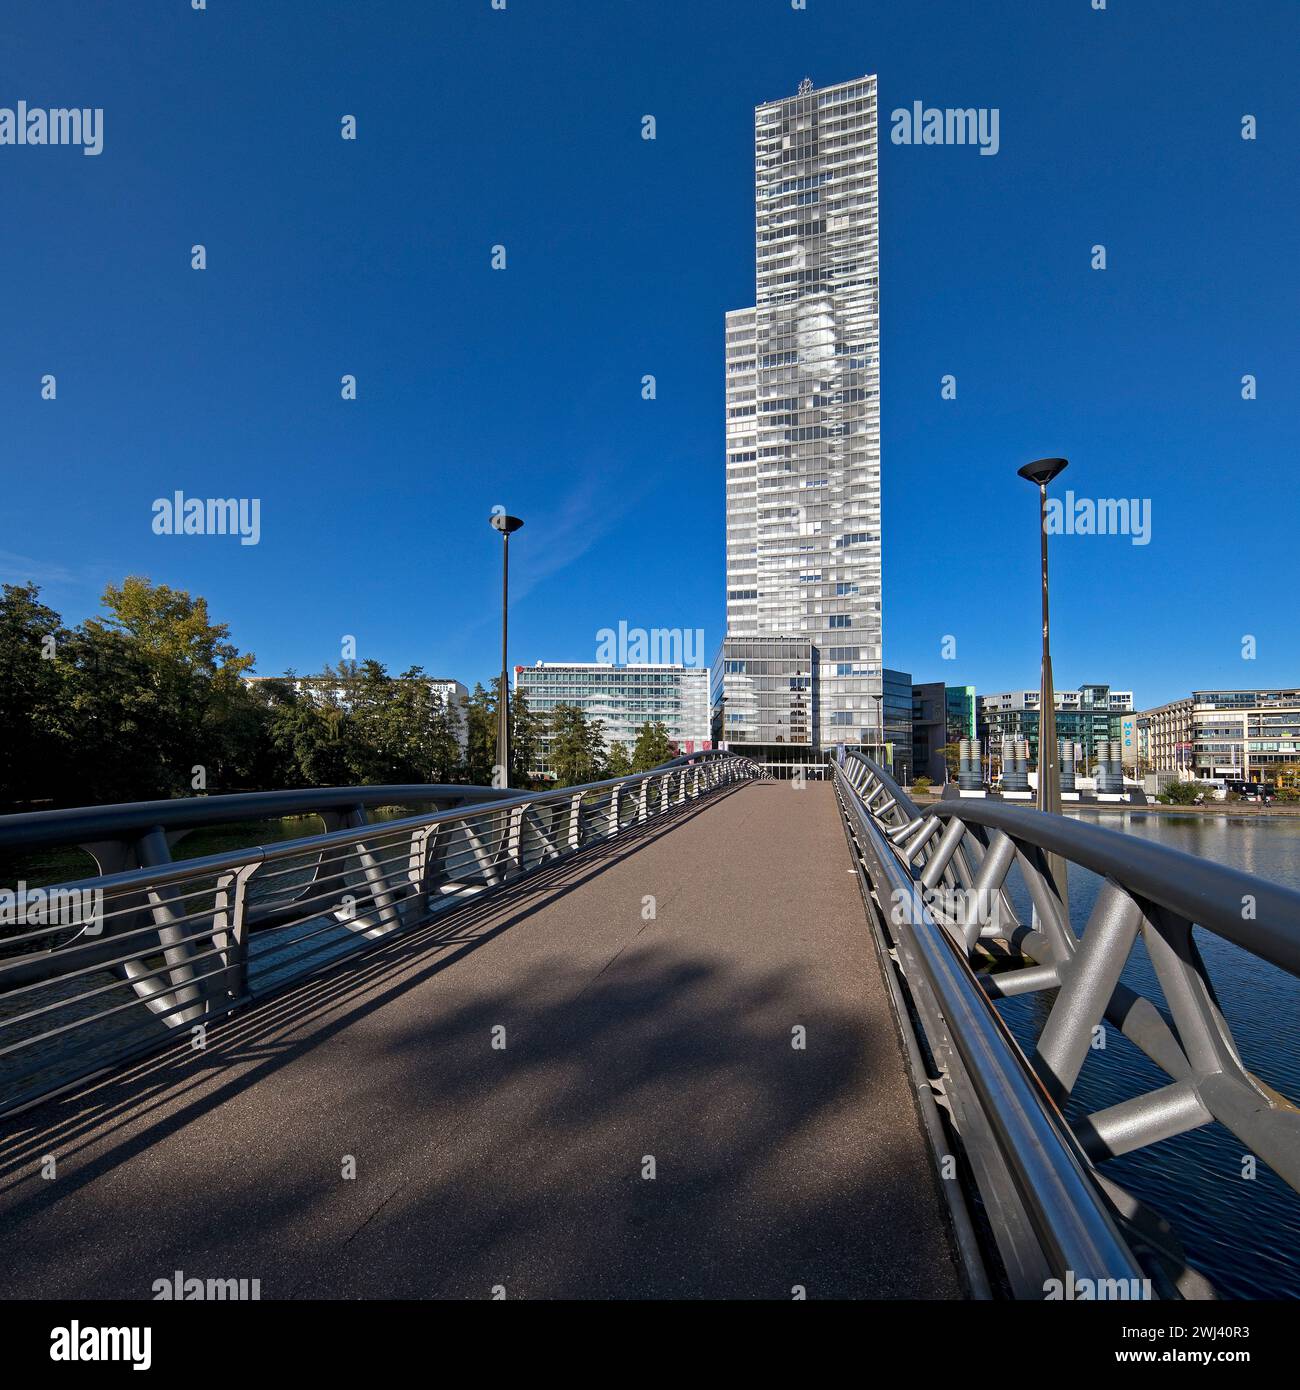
{"left": 1017, "top": 457, "right": 1069, "bottom": 487}
{"left": 490, "top": 513, "right": 525, "bottom": 535}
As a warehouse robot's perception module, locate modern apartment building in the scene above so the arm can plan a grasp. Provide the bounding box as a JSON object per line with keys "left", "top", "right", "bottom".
{"left": 977, "top": 684, "right": 1134, "bottom": 769}
{"left": 1132, "top": 697, "right": 1195, "bottom": 775}
{"left": 718, "top": 74, "right": 882, "bottom": 770}
{"left": 515, "top": 663, "right": 711, "bottom": 781}
{"left": 1190, "top": 688, "right": 1300, "bottom": 783}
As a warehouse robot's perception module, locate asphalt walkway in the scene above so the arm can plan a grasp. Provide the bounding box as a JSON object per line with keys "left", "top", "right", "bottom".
{"left": 0, "top": 781, "right": 960, "bottom": 1299}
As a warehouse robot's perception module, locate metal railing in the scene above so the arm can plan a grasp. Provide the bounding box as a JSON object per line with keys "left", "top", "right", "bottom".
{"left": 834, "top": 752, "right": 1300, "bottom": 1298}
{"left": 0, "top": 751, "right": 763, "bottom": 1116}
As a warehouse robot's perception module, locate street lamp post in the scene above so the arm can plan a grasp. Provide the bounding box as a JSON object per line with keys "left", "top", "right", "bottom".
{"left": 1017, "top": 457, "right": 1069, "bottom": 906}
{"left": 489, "top": 512, "right": 524, "bottom": 786}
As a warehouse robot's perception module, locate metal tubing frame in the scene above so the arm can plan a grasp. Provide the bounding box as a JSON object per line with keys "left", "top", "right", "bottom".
{"left": 0, "top": 752, "right": 764, "bottom": 1116}
{"left": 836, "top": 752, "right": 1300, "bottom": 1298}
{"left": 835, "top": 762, "right": 1150, "bottom": 1298}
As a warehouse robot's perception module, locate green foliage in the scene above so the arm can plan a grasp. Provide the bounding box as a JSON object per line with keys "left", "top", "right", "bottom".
{"left": 1157, "top": 780, "right": 1212, "bottom": 805}
{"left": 604, "top": 741, "right": 633, "bottom": 778}
{"left": 940, "top": 743, "right": 962, "bottom": 779}
{"left": 548, "top": 703, "right": 606, "bottom": 787}
{"left": 508, "top": 685, "right": 541, "bottom": 788}
{"left": 631, "top": 721, "right": 673, "bottom": 772}
{"left": 463, "top": 683, "right": 497, "bottom": 786}
{"left": 912, "top": 775, "right": 932, "bottom": 794}
{"left": 0, "top": 579, "right": 489, "bottom": 808}
{"left": 0, "top": 583, "right": 71, "bottom": 805}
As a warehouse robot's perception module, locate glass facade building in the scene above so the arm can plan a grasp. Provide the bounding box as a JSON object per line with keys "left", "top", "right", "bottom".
{"left": 712, "top": 636, "right": 815, "bottom": 756}
{"left": 977, "top": 684, "right": 1134, "bottom": 770}
{"left": 1190, "top": 689, "right": 1300, "bottom": 783}
{"left": 719, "top": 75, "right": 882, "bottom": 762}
{"left": 515, "top": 663, "right": 711, "bottom": 782}
{"left": 945, "top": 686, "right": 976, "bottom": 745}
{"left": 882, "top": 667, "right": 913, "bottom": 783}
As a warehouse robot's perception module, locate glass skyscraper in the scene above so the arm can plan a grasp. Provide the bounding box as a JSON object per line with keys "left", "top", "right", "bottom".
{"left": 719, "top": 75, "right": 882, "bottom": 763}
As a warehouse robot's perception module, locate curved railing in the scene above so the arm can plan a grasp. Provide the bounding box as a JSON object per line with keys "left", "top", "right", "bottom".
{"left": 834, "top": 751, "right": 1300, "bottom": 1298}
{"left": 0, "top": 751, "right": 763, "bottom": 1115}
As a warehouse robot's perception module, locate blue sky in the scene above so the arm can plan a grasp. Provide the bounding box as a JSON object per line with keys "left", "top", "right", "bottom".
{"left": 2, "top": 0, "right": 1296, "bottom": 708}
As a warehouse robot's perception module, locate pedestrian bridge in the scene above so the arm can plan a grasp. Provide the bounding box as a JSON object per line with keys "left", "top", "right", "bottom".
{"left": 1, "top": 751, "right": 1297, "bottom": 1299}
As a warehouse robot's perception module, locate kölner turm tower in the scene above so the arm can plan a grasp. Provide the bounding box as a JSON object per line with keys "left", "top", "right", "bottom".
{"left": 715, "top": 75, "right": 883, "bottom": 776}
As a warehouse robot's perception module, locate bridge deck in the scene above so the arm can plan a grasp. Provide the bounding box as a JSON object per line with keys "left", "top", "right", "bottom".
{"left": 0, "top": 782, "right": 960, "bottom": 1299}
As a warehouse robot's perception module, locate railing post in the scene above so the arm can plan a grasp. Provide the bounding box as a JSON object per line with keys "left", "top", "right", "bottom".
{"left": 411, "top": 823, "right": 443, "bottom": 901}
{"left": 506, "top": 805, "right": 526, "bottom": 877}
{"left": 213, "top": 862, "right": 258, "bottom": 1007}
{"left": 1033, "top": 880, "right": 1143, "bottom": 1102}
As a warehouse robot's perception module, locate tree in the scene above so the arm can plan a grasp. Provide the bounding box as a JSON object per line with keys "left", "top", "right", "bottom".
{"left": 0, "top": 583, "right": 71, "bottom": 807}
{"left": 940, "top": 743, "right": 962, "bottom": 781}
{"left": 345, "top": 659, "right": 402, "bottom": 783}
{"left": 605, "top": 741, "right": 633, "bottom": 778}
{"left": 631, "top": 721, "right": 673, "bottom": 772}
{"left": 508, "top": 685, "right": 540, "bottom": 787}
{"left": 548, "top": 703, "right": 605, "bottom": 786}
{"left": 1158, "top": 780, "right": 1212, "bottom": 806}
{"left": 91, "top": 576, "right": 259, "bottom": 797}
{"left": 266, "top": 685, "right": 353, "bottom": 788}
{"left": 425, "top": 685, "right": 464, "bottom": 784}
{"left": 57, "top": 625, "right": 158, "bottom": 803}
{"left": 462, "top": 683, "right": 497, "bottom": 785}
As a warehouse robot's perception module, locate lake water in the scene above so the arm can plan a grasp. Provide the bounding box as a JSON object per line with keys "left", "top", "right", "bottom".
{"left": 995, "top": 811, "right": 1300, "bottom": 1299}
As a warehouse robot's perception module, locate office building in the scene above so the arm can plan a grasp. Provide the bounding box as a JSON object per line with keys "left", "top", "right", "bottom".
{"left": 1130, "top": 697, "right": 1194, "bottom": 775}
{"left": 977, "top": 684, "right": 1134, "bottom": 770}
{"left": 1189, "top": 688, "right": 1300, "bottom": 783}
{"left": 912, "top": 682, "right": 978, "bottom": 783}
{"left": 911, "top": 682, "right": 946, "bottom": 783}
{"left": 946, "top": 685, "right": 977, "bottom": 745}
{"left": 718, "top": 74, "right": 883, "bottom": 770}
{"left": 712, "top": 636, "right": 814, "bottom": 767}
{"left": 516, "top": 663, "right": 711, "bottom": 782}
{"left": 882, "top": 667, "right": 913, "bottom": 783}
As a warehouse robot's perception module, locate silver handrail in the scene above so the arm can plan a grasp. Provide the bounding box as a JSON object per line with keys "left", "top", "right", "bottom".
{"left": 0, "top": 752, "right": 764, "bottom": 1115}
{"left": 835, "top": 751, "right": 1300, "bottom": 1297}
